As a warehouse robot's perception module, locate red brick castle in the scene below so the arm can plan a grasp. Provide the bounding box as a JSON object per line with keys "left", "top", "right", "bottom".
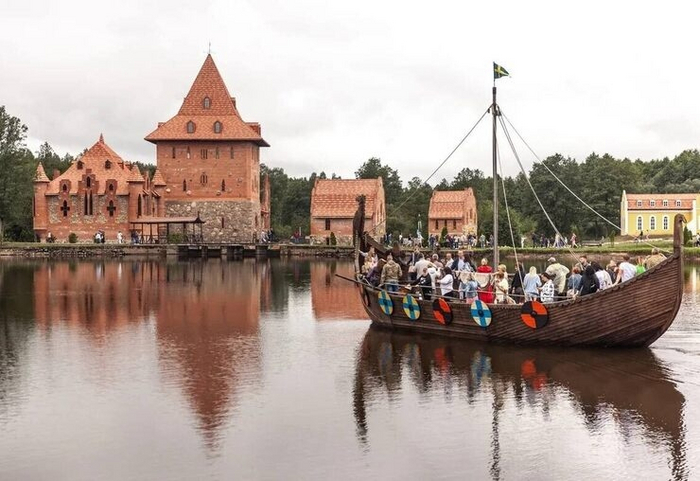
{"left": 33, "top": 54, "right": 269, "bottom": 243}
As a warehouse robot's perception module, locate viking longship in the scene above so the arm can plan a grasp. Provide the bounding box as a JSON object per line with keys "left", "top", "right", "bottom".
{"left": 345, "top": 67, "right": 684, "bottom": 347}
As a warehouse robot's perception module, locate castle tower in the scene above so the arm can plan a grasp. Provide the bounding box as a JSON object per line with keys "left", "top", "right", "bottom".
{"left": 33, "top": 163, "right": 51, "bottom": 240}
{"left": 145, "top": 54, "right": 269, "bottom": 242}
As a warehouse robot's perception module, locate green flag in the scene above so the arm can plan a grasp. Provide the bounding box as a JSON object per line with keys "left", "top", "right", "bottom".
{"left": 494, "top": 62, "right": 509, "bottom": 79}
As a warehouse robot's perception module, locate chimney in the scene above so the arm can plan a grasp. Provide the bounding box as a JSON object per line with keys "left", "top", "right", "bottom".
{"left": 53, "top": 169, "right": 61, "bottom": 180}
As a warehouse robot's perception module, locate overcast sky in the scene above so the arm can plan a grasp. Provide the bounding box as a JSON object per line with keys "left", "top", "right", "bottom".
{"left": 2, "top": 1, "right": 698, "bottom": 184}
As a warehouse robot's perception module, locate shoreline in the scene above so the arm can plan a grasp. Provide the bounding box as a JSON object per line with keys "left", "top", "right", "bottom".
{"left": 1, "top": 242, "right": 697, "bottom": 260}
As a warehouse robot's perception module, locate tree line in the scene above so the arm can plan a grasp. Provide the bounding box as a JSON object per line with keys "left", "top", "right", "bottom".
{"left": 2, "top": 104, "right": 700, "bottom": 242}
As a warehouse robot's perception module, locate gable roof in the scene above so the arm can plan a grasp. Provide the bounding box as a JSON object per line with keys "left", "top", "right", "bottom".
{"left": 45, "top": 135, "right": 143, "bottom": 195}
{"left": 429, "top": 188, "right": 476, "bottom": 219}
{"left": 311, "top": 178, "right": 383, "bottom": 218}
{"left": 144, "top": 54, "right": 269, "bottom": 146}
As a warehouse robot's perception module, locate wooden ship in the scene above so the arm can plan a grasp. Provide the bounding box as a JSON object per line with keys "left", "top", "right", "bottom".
{"left": 346, "top": 79, "right": 685, "bottom": 348}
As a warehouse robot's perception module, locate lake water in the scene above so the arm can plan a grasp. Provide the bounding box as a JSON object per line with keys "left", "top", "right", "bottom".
{"left": 0, "top": 258, "right": 699, "bottom": 480}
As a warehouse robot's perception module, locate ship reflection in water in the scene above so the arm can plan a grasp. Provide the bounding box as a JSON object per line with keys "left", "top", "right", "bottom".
{"left": 354, "top": 327, "right": 688, "bottom": 480}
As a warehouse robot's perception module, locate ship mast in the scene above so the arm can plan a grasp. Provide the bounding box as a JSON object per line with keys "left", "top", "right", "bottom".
{"left": 491, "top": 85, "right": 499, "bottom": 268}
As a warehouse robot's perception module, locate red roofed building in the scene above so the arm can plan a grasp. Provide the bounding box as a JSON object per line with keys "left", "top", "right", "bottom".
{"left": 145, "top": 54, "right": 269, "bottom": 242}
{"left": 428, "top": 188, "right": 477, "bottom": 237}
{"left": 620, "top": 190, "right": 697, "bottom": 235}
{"left": 310, "top": 178, "right": 385, "bottom": 245}
{"left": 33, "top": 135, "right": 165, "bottom": 242}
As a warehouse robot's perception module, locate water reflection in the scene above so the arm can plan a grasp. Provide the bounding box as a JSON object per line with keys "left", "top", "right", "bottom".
{"left": 354, "top": 327, "right": 688, "bottom": 480}
{"left": 14, "top": 260, "right": 269, "bottom": 453}
{"left": 311, "top": 261, "right": 367, "bottom": 320}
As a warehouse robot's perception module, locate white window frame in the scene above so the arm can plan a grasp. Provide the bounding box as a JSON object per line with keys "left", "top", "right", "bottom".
{"left": 650, "top": 200, "right": 655, "bottom": 207}
{"left": 636, "top": 200, "right": 642, "bottom": 207}
{"left": 663, "top": 216, "right": 669, "bottom": 230}
{"left": 636, "top": 216, "right": 643, "bottom": 231}
{"left": 676, "top": 199, "right": 682, "bottom": 207}
{"left": 650, "top": 216, "right": 656, "bottom": 230}
{"left": 663, "top": 199, "right": 669, "bottom": 207}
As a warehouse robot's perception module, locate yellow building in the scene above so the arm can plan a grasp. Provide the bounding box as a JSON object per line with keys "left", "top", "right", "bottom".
{"left": 620, "top": 190, "right": 698, "bottom": 236}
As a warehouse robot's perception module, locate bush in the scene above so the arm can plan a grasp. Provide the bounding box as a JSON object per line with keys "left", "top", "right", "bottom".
{"left": 440, "top": 226, "right": 448, "bottom": 245}
{"left": 684, "top": 226, "right": 692, "bottom": 246}
{"left": 68, "top": 233, "right": 78, "bottom": 243}
{"left": 330, "top": 231, "right": 337, "bottom": 246}
{"left": 167, "top": 233, "right": 185, "bottom": 244}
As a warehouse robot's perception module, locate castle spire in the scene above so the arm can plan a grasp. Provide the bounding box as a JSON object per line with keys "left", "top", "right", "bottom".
{"left": 99, "top": 133, "right": 104, "bottom": 143}
{"left": 35, "top": 162, "right": 50, "bottom": 183}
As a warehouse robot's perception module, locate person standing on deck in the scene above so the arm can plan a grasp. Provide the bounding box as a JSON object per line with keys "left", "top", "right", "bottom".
{"left": 616, "top": 254, "right": 637, "bottom": 284}
{"left": 540, "top": 272, "right": 555, "bottom": 303}
{"left": 522, "top": 266, "right": 541, "bottom": 301}
{"left": 380, "top": 253, "right": 402, "bottom": 293}
{"left": 545, "top": 257, "right": 570, "bottom": 297}
{"left": 644, "top": 248, "right": 666, "bottom": 269}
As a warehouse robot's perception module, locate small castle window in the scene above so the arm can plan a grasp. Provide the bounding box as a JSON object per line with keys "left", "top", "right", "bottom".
{"left": 86, "top": 177, "right": 92, "bottom": 188}
{"left": 636, "top": 200, "right": 642, "bottom": 207}
{"left": 183, "top": 180, "right": 187, "bottom": 191}
{"left": 325, "top": 219, "right": 331, "bottom": 230}
{"left": 221, "top": 180, "right": 225, "bottom": 192}
{"left": 187, "top": 121, "right": 196, "bottom": 134}
{"left": 650, "top": 200, "right": 655, "bottom": 207}
{"left": 201, "top": 149, "right": 208, "bottom": 160}
{"left": 108, "top": 200, "right": 116, "bottom": 217}
{"left": 230, "top": 147, "right": 234, "bottom": 159}
{"left": 62, "top": 184, "right": 68, "bottom": 193}
{"left": 108, "top": 183, "right": 114, "bottom": 192}
{"left": 200, "top": 173, "right": 208, "bottom": 185}
{"left": 77, "top": 160, "right": 84, "bottom": 170}
{"left": 453, "top": 220, "right": 457, "bottom": 230}
{"left": 214, "top": 121, "right": 222, "bottom": 133}
{"left": 172, "top": 146, "right": 176, "bottom": 159}
{"left": 105, "top": 160, "right": 112, "bottom": 169}
{"left": 221, "top": 217, "right": 225, "bottom": 228}
{"left": 203, "top": 97, "right": 211, "bottom": 109}
{"left": 663, "top": 199, "right": 668, "bottom": 207}
{"left": 676, "top": 199, "right": 682, "bottom": 207}
{"left": 186, "top": 147, "right": 191, "bottom": 159}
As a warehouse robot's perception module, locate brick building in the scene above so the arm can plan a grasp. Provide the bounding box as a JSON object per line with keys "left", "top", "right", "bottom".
{"left": 33, "top": 134, "right": 165, "bottom": 242}
{"left": 428, "top": 188, "right": 478, "bottom": 237}
{"left": 309, "top": 178, "right": 385, "bottom": 245}
{"left": 145, "top": 54, "right": 269, "bottom": 242}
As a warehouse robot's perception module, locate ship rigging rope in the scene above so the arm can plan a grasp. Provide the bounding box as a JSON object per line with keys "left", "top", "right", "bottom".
{"left": 496, "top": 142, "right": 524, "bottom": 288}
{"left": 501, "top": 112, "right": 670, "bottom": 254}
{"left": 367, "top": 107, "right": 490, "bottom": 235}
{"left": 498, "top": 116, "right": 580, "bottom": 265}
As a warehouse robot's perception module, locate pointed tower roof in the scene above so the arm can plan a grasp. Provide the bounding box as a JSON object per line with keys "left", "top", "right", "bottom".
{"left": 145, "top": 54, "right": 269, "bottom": 146}
{"left": 127, "top": 164, "right": 145, "bottom": 183}
{"left": 35, "top": 162, "right": 50, "bottom": 182}
{"left": 151, "top": 168, "right": 167, "bottom": 186}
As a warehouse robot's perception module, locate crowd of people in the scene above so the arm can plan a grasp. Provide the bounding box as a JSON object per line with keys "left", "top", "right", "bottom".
{"left": 359, "top": 247, "right": 667, "bottom": 305}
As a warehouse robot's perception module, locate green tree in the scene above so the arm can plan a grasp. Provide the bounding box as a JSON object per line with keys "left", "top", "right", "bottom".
{"left": 355, "top": 157, "right": 403, "bottom": 205}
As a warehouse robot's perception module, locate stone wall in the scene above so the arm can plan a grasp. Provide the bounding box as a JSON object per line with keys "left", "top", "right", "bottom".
{"left": 165, "top": 199, "right": 260, "bottom": 243}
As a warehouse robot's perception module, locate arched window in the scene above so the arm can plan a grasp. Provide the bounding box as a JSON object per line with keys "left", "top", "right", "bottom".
{"left": 108, "top": 200, "right": 116, "bottom": 217}
{"left": 187, "top": 121, "right": 196, "bottom": 134}
{"left": 108, "top": 183, "right": 114, "bottom": 192}
{"left": 77, "top": 160, "right": 84, "bottom": 170}
{"left": 137, "top": 195, "right": 142, "bottom": 217}
{"left": 62, "top": 184, "right": 68, "bottom": 193}
{"left": 183, "top": 180, "right": 187, "bottom": 192}
{"left": 203, "top": 97, "right": 211, "bottom": 109}
{"left": 86, "top": 177, "right": 92, "bottom": 188}
{"left": 221, "top": 179, "right": 225, "bottom": 192}
{"left": 649, "top": 199, "right": 655, "bottom": 207}
{"left": 214, "top": 121, "right": 222, "bottom": 133}
{"left": 650, "top": 216, "right": 656, "bottom": 230}
{"left": 105, "top": 160, "right": 111, "bottom": 169}
{"left": 636, "top": 216, "right": 643, "bottom": 231}
{"left": 61, "top": 200, "right": 69, "bottom": 217}
{"left": 200, "top": 173, "right": 208, "bottom": 185}
{"left": 663, "top": 199, "right": 669, "bottom": 207}
{"left": 663, "top": 216, "right": 669, "bottom": 230}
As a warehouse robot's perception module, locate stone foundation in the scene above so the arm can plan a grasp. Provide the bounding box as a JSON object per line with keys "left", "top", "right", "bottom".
{"left": 165, "top": 199, "right": 260, "bottom": 243}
